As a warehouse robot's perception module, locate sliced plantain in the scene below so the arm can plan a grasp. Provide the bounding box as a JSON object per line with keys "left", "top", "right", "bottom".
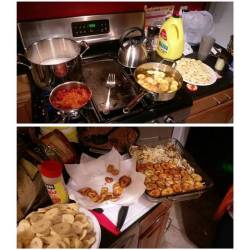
{"left": 31, "top": 219, "right": 51, "bottom": 234}
{"left": 71, "top": 237, "right": 82, "bottom": 248}
{"left": 79, "top": 229, "right": 88, "bottom": 240}
{"left": 29, "top": 237, "right": 43, "bottom": 248}
{"left": 74, "top": 214, "right": 87, "bottom": 223}
{"left": 51, "top": 222, "right": 71, "bottom": 235}
{"left": 17, "top": 219, "right": 31, "bottom": 233}
{"left": 62, "top": 213, "right": 75, "bottom": 224}
{"left": 72, "top": 221, "right": 84, "bottom": 235}
{"left": 27, "top": 212, "right": 45, "bottom": 224}
{"left": 44, "top": 208, "right": 60, "bottom": 218}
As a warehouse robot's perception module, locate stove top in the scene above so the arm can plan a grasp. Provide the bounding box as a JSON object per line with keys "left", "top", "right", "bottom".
{"left": 82, "top": 57, "right": 139, "bottom": 113}
{"left": 31, "top": 52, "right": 193, "bottom": 123}
{"left": 19, "top": 12, "right": 193, "bottom": 123}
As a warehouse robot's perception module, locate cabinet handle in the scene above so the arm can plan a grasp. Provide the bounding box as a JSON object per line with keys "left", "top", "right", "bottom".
{"left": 213, "top": 97, "right": 222, "bottom": 105}
{"left": 140, "top": 212, "right": 166, "bottom": 239}
{"left": 223, "top": 93, "right": 232, "bottom": 100}
{"left": 165, "top": 218, "right": 172, "bottom": 233}
{"left": 146, "top": 216, "right": 162, "bottom": 238}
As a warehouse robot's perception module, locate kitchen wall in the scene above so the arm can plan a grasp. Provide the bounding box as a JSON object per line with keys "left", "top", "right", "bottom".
{"left": 17, "top": 2, "right": 205, "bottom": 21}
{"left": 208, "top": 2, "right": 233, "bottom": 48}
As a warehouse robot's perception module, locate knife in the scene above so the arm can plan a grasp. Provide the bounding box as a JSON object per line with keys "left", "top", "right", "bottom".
{"left": 117, "top": 206, "right": 129, "bottom": 230}
{"left": 91, "top": 208, "right": 120, "bottom": 236}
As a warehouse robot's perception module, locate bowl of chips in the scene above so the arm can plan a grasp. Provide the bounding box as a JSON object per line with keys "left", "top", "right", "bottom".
{"left": 17, "top": 203, "right": 101, "bottom": 248}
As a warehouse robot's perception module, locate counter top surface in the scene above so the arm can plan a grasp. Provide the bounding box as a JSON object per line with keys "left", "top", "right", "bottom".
{"left": 17, "top": 42, "right": 233, "bottom": 123}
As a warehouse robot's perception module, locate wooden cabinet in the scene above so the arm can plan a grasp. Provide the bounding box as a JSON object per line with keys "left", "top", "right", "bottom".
{"left": 110, "top": 202, "right": 172, "bottom": 248}
{"left": 185, "top": 87, "right": 233, "bottom": 123}
{"left": 110, "top": 223, "right": 140, "bottom": 248}
{"left": 138, "top": 201, "right": 172, "bottom": 248}
{"left": 17, "top": 74, "right": 32, "bottom": 123}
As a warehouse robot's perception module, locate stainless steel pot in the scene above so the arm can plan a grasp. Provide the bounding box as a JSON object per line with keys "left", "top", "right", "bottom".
{"left": 123, "top": 62, "right": 183, "bottom": 114}
{"left": 117, "top": 27, "right": 148, "bottom": 68}
{"left": 17, "top": 38, "right": 89, "bottom": 91}
{"left": 49, "top": 81, "right": 92, "bottom": 121}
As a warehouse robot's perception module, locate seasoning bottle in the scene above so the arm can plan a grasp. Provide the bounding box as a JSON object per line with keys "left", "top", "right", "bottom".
{"left": 215, "top": 53, "right": 227, "bottom": 73}
{"left": 39, "top": 160, "right": 69, "bottom": 204}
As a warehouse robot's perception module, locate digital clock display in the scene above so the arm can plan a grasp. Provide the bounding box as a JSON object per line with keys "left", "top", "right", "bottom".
{"left": 72, "top": 19, "right": 109, "bottom": 37}
{"left": 88, "top": 23, "right": 96, "bottom": 28}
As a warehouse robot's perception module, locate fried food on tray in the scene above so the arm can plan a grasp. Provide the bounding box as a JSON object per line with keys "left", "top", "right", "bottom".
{"left": 147, "top": 188, "right": 161, "bottom": 197}
{"left": 140, "top": 161, "right": 204, "bottom": 197}
{"left": 119, "top": 175, "right": 132, "bottom": 188}
{"left": 17, "top": 203, "right": 96, "bottom": 248}
{"left": 131, "top": 143, "right": 205, "bottom": 198}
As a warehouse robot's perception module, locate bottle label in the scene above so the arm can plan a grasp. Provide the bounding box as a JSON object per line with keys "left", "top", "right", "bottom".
{"left": 159, "top": 40, "right": 168, "bottom": 52}
{"left": 45, "top": 182, "right": 69, "bottom": 204}
{"left": 160, "top": 29, "right": 167, "bottom": 40}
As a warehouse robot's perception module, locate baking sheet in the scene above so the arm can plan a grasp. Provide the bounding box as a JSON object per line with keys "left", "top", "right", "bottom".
{"left": 65, "top": 148, "right": 146, "bottom": 209}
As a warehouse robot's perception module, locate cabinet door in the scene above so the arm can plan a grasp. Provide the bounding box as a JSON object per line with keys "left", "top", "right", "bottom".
{"left": 138, "top": 202, "right": 171, "bottom": 248}
{"left": 138, "top": 211, "right": 169, "bottom": 248}
{"left": 110, "top": 224, "right": 139, "bottom": 248}
{"left": 186, "top": 100, "right": 233, "bottom": 123}
{"left": 17, "top": 101, "right": 32, "bottom": 123}
{"left": 186, "top": 87, "right": 233, "bottom": 123}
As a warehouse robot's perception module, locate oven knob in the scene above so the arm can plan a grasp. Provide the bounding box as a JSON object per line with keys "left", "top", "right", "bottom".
{"left": 164, "top": 115, "right": 175, "bottom": 123}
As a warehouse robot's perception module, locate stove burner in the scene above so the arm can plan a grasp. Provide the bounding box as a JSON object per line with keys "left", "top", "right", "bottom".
{"left": 82, "top": 58, "right": 139, "bottom": 113}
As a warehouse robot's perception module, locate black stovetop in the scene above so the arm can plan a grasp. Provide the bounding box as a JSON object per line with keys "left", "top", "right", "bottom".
{"left": 22, "top": 40, "right": 233, "bottom": 123}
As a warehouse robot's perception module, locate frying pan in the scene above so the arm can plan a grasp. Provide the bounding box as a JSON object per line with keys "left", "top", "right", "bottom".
{"left": 49, "top": 81, "right": 92, "bottom": 116}
{"left": 123, "top": 62, "right": 183, "bottom": 114}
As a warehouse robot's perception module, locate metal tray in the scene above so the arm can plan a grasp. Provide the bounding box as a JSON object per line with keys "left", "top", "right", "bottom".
{"left": 129, "top": 137, "right": 214, "bottom": 202}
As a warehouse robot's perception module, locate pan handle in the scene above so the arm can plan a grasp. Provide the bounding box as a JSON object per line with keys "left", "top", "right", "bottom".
{"left": 123, "top": 91, "right": 147, "bottom": 114}
{"left": 17, "top": 53, "right": 32, "bottom": 69}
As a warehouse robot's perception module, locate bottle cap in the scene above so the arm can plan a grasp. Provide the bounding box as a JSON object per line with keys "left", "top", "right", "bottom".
{"left": 40, "top": 160, "right": 63, "bottom": 178}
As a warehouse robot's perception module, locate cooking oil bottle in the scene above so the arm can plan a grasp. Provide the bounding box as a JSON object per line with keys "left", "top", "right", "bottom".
{"left": 156, "top": 15, "right": 184, "bottom": 61}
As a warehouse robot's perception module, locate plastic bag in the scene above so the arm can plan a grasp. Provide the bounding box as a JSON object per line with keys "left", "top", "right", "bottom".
{"left": 182, "top": 11, "right": 214, "bottom": 45}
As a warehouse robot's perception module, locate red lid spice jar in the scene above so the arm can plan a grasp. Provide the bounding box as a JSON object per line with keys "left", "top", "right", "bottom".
{"left": 39, "top": 160, "right": 69, "bottom": 204}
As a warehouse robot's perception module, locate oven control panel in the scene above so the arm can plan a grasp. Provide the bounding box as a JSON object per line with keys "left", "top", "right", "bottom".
{"left": 71, "top": 19, "right": 109, "bottom": 37}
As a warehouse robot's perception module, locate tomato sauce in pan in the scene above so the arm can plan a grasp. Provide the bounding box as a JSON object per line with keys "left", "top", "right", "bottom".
{"left": 51, "top": 85, "right": 90, "bottom": 110}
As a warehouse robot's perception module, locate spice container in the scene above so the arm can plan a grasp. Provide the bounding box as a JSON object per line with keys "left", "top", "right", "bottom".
{"left": 39, "top": 160, "right": 69, "bottom": 204}
{"left": 215, "top": 54, "right": 227, "bottom": 73}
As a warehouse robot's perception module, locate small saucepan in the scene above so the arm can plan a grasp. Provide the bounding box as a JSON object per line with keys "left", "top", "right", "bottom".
{"left": 123, "top": 62, "right": 183, "bottom": 114}
{"left": 49, "top": 81, "right": 92, "bottom": 117}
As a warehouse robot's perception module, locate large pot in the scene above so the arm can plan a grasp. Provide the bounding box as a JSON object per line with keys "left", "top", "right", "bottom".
{"left": 123, "top": 62, "right": 183, "bottom": 114}
{"left": 17, "top": 38, "right": 89, "bottom": 91}
{"left": 117, "top": 27, "right": 148, "bottom": 68}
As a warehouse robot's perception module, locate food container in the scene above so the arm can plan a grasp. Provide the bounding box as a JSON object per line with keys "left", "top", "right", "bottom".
{"left": 39, "top": 160, "right": 69, "bottom": 204}
{"left": 17, "top": 37, "right": 89, "bottom": 90}
{"left": 49, "top": 81, "right": 92, "bottom": 117}
{"left": 129, "top": 137, "right": 214, "bottom": 202}
{"left": 17, "top": 203, "right": 101, "bottom": 248}
{"left": 123, "top": 62, "right": 183, "bottom": 114}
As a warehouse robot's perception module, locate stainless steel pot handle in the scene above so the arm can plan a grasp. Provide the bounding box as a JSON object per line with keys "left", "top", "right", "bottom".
{"left": 17, "top": 53, "right": 32, "bottom": 70}
{"left": 123, "top": 91, "right": 147, "bottom": 114}
{"left": 79, "top": 41, "right": 90, "bottom": 59}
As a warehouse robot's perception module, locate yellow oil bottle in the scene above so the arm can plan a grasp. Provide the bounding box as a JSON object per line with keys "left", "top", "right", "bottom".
{"left": 156, "top": 16, "right": 184, "bottom": 61}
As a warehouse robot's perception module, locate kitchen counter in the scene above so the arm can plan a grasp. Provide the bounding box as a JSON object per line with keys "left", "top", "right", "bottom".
{"left": 17, "top": 42, "right": 233, "bottom": 123}
{"left": 151, "top": 47, "right": 233, "bottom": 101}
{"left": 99, "top": 198, "right": 172, "bottom": 248}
